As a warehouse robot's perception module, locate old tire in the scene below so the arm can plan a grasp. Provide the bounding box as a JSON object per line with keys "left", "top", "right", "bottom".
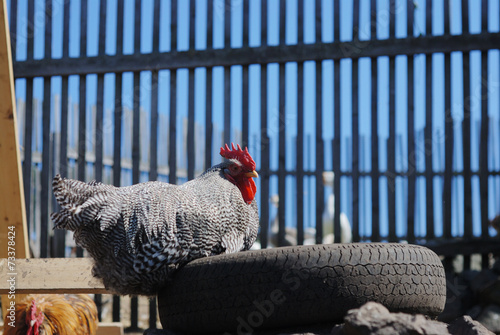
{"left": 157, "top": 243, "right": 446, "bottom": 334}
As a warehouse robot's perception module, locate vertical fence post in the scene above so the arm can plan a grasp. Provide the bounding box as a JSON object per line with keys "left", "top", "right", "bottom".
{"left": 0, "top": 0, "right": 29, "bottom": 319}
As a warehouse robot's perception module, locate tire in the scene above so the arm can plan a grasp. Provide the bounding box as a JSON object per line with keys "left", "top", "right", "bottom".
{"left": 158, "top": 243, "right": 446, "bottom": 334}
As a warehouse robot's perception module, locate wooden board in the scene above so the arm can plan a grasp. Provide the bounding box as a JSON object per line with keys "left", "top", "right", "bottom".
{"left": 0, "top": 258, "right": 108, "bottom": 294}
{"left": 96, "top": 322, "right": 124, "bottom": 335}
{"left": 0, "top": 0, "right": 30, "bottom": 320}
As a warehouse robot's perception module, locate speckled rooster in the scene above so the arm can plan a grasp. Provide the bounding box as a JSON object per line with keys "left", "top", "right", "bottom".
{"left": 51, "top": 144, "right": 259, "bottom": 295}
{"left": 3, "top": 294, "right": 98, "bottom": 335}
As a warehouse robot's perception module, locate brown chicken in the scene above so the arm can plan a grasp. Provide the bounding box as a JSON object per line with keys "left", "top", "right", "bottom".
{"left": 3, "top": 294, "right": 98, "bottom": 335}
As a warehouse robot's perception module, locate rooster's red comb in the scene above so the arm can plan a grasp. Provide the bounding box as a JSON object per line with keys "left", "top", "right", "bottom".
{"left": 220, "top": 143, "right": 256, "bottom": 171}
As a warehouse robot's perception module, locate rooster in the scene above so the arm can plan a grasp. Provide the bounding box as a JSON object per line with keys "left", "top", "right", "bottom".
{"left": 3, "top": 294, "right": 98, "bottom": 335}
{"left": 51, "top": 144, "right": 259, "bottom": 295}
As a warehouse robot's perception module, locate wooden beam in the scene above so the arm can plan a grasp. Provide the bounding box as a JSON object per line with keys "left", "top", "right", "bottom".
{"left": 96, "top": 322, "right": 124, "bottom": 335}
{"left": 0, "top": 0, "right": 29, "bottom": 320}
{"left": 0, "top": 258, "right": 108, "bottom": 294}
{"left": 12, "top": 32, "right": 500, "bottom": 78}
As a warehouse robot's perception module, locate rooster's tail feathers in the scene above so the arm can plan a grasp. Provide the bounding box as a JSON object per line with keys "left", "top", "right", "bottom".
{"left": 51, "top": 174, "right": 117, "bottom": 231}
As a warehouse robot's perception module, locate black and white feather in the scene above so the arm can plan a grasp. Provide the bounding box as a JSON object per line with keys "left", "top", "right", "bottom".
{"left": 51, "top": 163, "right": 259, "bottom": 295}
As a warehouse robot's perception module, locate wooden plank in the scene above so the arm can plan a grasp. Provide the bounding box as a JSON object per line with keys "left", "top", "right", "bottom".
{"left": 205, "top": 1, "right": 213, "bottom": 170}
{"left": 98, "top": 0, "right": 107, "bottom": 55}
{"left": 27, "top": 0, "right": 34, "bottom": 60}
{"left": 277, "top": 0, "right": 286, "bottom": 246}
{"left": 463, "top": 54, "right": 472, "bottom": 235}
{"left": 314, "top": 0, "right": 324, "bottom": 244}
{"left": 96, "top": 322, "right": 124, "bottom": 335}
{"left": 116, "top": 0, "right": 124, "bottom": 55}
{"left": 152, "top": 0, "right": 160, "bottom": 53}
{"left": 243, "top": 0, "right": 249, "bottom": 47}
{"left": 169, "top": 69, "right": 177, "bottom": 183}
{"left": 63, "top": 0, "right": 70, "bottom": 57}
{"left": 187, "top": 68, "right": 195, "bottom": 180}
{"left": 443, "top": 51, "right": 452, "bottom": 239}
{"left": 189, "top": 0, "right": 195, "bottom": 50}
{"left": 78, "top": 74, "right": 87, "bottom": 181}
{"left": 260, "top": 63, "right": 270, "bottom": 247}
{"left": 95, "top": 74, "right": 104, "bottom": 182}
{"left": 333, "top": 58, "right": 341, "bottom": 243}
{"left": 388, "top": 55, "right": 396, "bottom": 242}
{"left": 370, "top": 0, "right": 379, "bottom": 242}
{"left": 297, "top": 61, "right": 304, "bottom": 245}
{"left": 278, "top": 62, "right": 286, "bottom": 246}
{"left": 9, "top": 0, "right": 17, "bottom": 59}
{"left": 479, "top": 1, "right": 489, "bottom": 269}
{"left": 12, "top": 33, "right": 500, "bottom": 78}
{"left": 54, "top": 75, "right": 69, "bottom": 254}
{"left": 242, "top": 65, "right": 249, "bottom": 148}
{"left": 315, "top": 60, "right": 324, "bottom": 244}
{"left": 0, "top": 0, "right": 29, "bottom": 319}
{"left": 0, "top": 259, "right": 107, "bottom": 294}
{"left": 205, "top": 67, "right": 213, "bottom": 170}
{"left": 423, "top": 238, "right": 500, "bottom": 257}
{"left": 40, "top": 78, "right": 51, "bottom": 258}
{"left": 407, "top": 54, "right": 416, "bottom": 243}
{"left": 113, "top": 73, "right": 123, "bottom": 187}
{"left": 132, "top": 71, "right": 140, "bottom": 185}
{"left": 296, "top": 0, "right": 304, "bottom": 245}
{"left": 351, "top": 0, "right": 360, "bottom": 242}
{"left": 425, "top": 53, "right": 434, "bottom": 239}
{"left": 224, "top": 0, "right": 230, "bottom": 48}
{"left": 259, "top": 0, "right": 269, "bottom": 248}
{"left": 187, "top": 0, "right": 195, "bottom": 181}
{"left": 224, "top": 65, "right": 231, "bottom": 145}
{"left": 150, "top": 70, "right": 159, "bottom": 180}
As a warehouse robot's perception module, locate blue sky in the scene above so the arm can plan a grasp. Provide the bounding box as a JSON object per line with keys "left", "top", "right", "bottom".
{"left": 9, "top": 0, "right": 500, "bottom": 241}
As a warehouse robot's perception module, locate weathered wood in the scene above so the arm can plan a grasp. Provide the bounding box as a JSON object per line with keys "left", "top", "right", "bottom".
{"left": 12, "top": 33, "right": 500, "bottom": 78}
{"left": 370, "top": 0, "right": 379, "bottom": 243}
{"left": 96, "top": 322, "right": 124, "bottom": 335}
{"left": 423, "top": 238, "right": 500, "bottom": 258}
{"left": 315, "top": 0, "right": 324, "bottom": 245}
{"left": 0, "top": 0, "right": 29, "bottom": 319}
{"left": 0, "top": 258, "right": 107, "bottom": 294}
{"left": 388, "top": 55, "right": 396, "bottom": 242}
{"left": 278, "top": 61, "right": 286, "bottom": 246}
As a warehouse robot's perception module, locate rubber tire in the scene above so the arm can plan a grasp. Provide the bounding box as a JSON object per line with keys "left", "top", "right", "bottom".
{"left": 157, "top": 243, "right": 446, "bottom": 334}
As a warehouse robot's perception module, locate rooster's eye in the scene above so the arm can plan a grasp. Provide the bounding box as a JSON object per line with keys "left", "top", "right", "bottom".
{"left": 230, "top": 165, "right": 241, "bottom": 174}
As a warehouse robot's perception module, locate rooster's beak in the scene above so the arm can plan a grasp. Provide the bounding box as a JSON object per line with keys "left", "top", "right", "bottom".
{"left": 244, "top": 170, "right": 258, "bottom": 178}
